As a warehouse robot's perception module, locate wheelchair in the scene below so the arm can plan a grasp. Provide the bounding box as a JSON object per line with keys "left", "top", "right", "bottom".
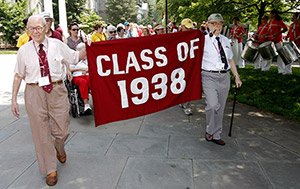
{"left": 64, "top": 79, "right": 85, "bottom": 118}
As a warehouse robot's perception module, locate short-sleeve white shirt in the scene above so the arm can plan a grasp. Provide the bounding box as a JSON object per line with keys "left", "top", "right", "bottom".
{"left": 202, "top": 34, "right": 233, "bottom": 71}
{"left": 15, "top": 37, "right": 79, "bottom": 83}
{"left": 70, "top": 59, "right": 88, "bottom": 77}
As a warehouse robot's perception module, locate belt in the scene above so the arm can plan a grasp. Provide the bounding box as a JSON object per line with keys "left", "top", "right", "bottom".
{"left": 27, "top": 80, "right": 63, "bottom": 86}
{"left": 202, "top": 69, "right": 229, "bottom": 73}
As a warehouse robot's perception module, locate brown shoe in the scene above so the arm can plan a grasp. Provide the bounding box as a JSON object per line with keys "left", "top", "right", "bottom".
{"left": 212, "top": 139, "right": 225, "bottom": 146}
{"left": 56, "top": 148, "right": 67, "bottom": 164}
{"left": 46, "top": 171, "right": 57, "bottom": 186}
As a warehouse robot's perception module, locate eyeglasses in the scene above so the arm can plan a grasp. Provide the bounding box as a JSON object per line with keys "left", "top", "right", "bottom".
{"left": 71, "top": 28, "right": 79, "bottom": 31}
{"left": 109, "top": 31, "right": 116, "bottom": 34}
{"left": 28, "top": 26, "right": 44, "bottom": 32}
{"left": 209, "top": 22, "right": 223, "bottom": 26}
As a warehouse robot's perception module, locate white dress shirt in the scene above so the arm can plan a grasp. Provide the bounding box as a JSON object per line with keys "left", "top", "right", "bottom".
{"left": 202, "top": 34, "right": 233, "bottom": 71}
{"left": 15, "top": 37, "right": 79, "bottom": 83}
{"left": 70, "top": 59, "right": 88, "bottom": 77}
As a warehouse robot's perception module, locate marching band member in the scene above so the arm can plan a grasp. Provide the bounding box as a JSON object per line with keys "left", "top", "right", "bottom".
{"left": 287, "top": 12, "right": 300, "bottom": 48}
{"left": 268, "top": 9, "right": 289, "bottom": 74}
{"left": 254, "top": 15, "right": 272, "bottom": 71}
{"left": 230, "top": 17, "right": 246, "bottom": 68}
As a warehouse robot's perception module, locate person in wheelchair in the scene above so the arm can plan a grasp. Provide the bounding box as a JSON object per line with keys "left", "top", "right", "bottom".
{"left": 68, "top": 42, "right": 92, "bottom": 115}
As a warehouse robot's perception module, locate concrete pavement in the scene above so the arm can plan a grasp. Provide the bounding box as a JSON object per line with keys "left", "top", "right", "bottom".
{"left": 0, "top": 54, "right": 299, "bottom": 189}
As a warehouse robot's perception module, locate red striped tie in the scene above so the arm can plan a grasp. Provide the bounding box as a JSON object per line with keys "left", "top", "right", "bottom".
{"left": 39, "top": 44, "right": 53, "bottom": 93}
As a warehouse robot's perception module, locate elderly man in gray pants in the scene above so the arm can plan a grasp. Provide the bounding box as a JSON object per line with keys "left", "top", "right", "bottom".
{"left": 202, "top": 13, "right": 242, "bottom": 145}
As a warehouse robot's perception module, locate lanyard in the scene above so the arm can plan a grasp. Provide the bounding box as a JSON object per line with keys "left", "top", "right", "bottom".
{"left": 33, "top": 39, "right": 49, "bottom": 72}
{"left": 33, "top": 40, "right": 49, "bottom": 60}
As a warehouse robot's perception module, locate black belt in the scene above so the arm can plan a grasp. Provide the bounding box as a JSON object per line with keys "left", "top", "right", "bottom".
{"left": 202, "top": 69, "right": 228, "bottom": 73}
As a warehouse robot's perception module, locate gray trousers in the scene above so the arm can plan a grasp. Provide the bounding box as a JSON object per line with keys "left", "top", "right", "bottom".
{"left": 202, "top": 71, "right": 230, "bottom": 140}
{"left": 25, "top": 83, "right": 70, "bottom": 175}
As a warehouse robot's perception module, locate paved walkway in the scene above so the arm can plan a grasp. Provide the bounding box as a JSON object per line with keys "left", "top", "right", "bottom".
{"left": 0, "top": 54, "right": 300, "bottom": 189}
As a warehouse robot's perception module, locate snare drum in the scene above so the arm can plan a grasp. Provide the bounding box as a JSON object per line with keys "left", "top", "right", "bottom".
{"left": 241, "top": 41, "right": 259, "bottom": 62}
{"left": 276, "top": 42, "right": 298, "bottom": 65}
{"left": 289, "top": 41, "right": 300, "bottom": 58}
{"left": 258, "top": 41, "right": 278, "bottom": 60}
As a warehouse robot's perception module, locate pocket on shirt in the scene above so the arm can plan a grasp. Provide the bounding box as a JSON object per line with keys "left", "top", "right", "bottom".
{"left": 50, "top": 55, "right": 63, "bottom": 74}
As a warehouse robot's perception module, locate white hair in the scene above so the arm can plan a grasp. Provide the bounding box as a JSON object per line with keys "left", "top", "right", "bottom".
{"left": 27, "top": 14, "right": 46, "bottom": 27}
{"left": 107, "top": 25, "right": 116, "bottom": 32}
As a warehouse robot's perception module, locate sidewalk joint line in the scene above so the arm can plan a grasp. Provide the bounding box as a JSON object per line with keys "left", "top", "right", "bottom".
{"left": 136, "top": 116, "right": 145, "bottom": 135}
{"left": 104, "top": 133, "right": 118, "bottom": 156}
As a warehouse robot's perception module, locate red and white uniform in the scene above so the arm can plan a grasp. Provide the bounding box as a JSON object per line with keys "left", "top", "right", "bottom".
{"left": 287, "top": 22, "right": 300, "bottom": 47}
{"left": 256, "top": 23, "right": 269, "bottom": 44}
{"left": 268, "top": 19, "right": 291, "bottom": 74}
{"left": 268, "top": 19, "right": 287, "bottom": 43}
{"left": 230, "top": 24, "right": 246, "bottom": 68}
{"left": 254, "top": 22, "right": 272, "bottom": 70}
{"left": 230, "top": 24, "right": 246, "bottom": 43}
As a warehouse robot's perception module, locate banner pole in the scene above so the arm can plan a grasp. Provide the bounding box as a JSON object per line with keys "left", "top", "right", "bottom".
{"left": 165, "top": 0, "right": 168, "bottom": 33}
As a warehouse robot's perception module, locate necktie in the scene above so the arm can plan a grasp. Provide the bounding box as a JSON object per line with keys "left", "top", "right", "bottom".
{"left": 39, "top": 44, "right": 53, "bottom": 93}
{"left": 216, "top": 36, "right": 228, "bottom": 70}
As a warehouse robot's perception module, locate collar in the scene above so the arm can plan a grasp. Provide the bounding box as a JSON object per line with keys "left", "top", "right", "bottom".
{"left": 33, "top": 37, "right": 48, "bottom": 50}
{"left": 210, "top": 34, "right": 221, "bottom": 41}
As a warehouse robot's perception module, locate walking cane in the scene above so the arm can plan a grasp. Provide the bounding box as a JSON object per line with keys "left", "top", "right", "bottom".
{"left": 228, "top": 87, "right": 238, "bottom": 137}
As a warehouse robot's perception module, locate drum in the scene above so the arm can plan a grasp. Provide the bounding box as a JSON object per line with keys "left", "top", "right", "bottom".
{"left": 258, "top": 41, "right": 278, "bottom": 60}
{"left": 289, "top": 41, "right": 300, "bottom": 58}
{"left": 276, "top": 42, "right": 298, "bottom": 65}
{"left": 241, "top": 41, "right": 259, "bottom": 62}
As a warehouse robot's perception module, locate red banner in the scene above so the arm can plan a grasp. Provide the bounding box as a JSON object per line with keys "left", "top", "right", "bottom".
{"left": 86, "top": 30, "right": 204, "bottom": 126}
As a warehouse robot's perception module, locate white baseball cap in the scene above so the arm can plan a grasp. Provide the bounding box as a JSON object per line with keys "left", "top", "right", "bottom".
{"left": 207, "top": 13, "right": 224, "bottom": 22}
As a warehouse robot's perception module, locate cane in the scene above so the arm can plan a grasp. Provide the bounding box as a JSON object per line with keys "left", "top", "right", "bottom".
{"left": 228, "top": 87, "right": 238, "bottom": 137}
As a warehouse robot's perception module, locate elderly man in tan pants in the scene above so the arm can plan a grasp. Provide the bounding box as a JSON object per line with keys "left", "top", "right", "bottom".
{"left": 11, "top": 14, "right": 86, "bottom": 186}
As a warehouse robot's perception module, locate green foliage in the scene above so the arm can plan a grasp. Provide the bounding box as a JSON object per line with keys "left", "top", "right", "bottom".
{"left": 105, "top": 0, "right": 138, "bottom": 25}
{"left": 230, "top": 65, "right": 300, "bottom": 122}
{"left": 79, "top": 10, "right": 102, "bottom": 34}
{"left": 52, "top": 0, "right": 103, "bottom": 34}
{"left": 157, "top": 0, "right": 300, "bottom": 30}
{"left": 53, "top": 0, "right": 87, "bottom": 25}
{"left": 0, "top": 0, "right": 29, "bottom": 46}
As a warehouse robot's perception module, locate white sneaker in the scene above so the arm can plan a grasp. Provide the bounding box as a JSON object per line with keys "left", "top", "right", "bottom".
{"left": 183, "top": 108, "right": 193, "bottom": 115}
{"left": 83, "top": 104, "right": 92, "bottom": 115}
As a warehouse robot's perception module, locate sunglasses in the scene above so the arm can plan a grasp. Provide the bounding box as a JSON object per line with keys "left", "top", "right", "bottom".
{"left": 72, "top": 28, "right": 79, "bottom": 31}
{"left": 109, "top": 31, "right": 116, "bottom": 34}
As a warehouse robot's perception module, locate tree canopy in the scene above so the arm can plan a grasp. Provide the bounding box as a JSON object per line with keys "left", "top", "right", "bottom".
{"left": 105, "top": 0, "right": 138, "bottom": 25}
{"left": 52, "top": 0, "right": 102, "bottom": 34}
{"left": 0, "top": 0, "right": 28, "bottom": 46}
{"left": 157, "top": 0, "right": 300, "bottom": 30}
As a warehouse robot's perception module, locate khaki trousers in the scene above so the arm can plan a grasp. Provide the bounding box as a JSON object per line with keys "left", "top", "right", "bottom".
{"left": 25, "top": 83, "right": 70, "bottom": 175}
{"left": 202, "top": 71, "right": 230, "bottom": 140}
